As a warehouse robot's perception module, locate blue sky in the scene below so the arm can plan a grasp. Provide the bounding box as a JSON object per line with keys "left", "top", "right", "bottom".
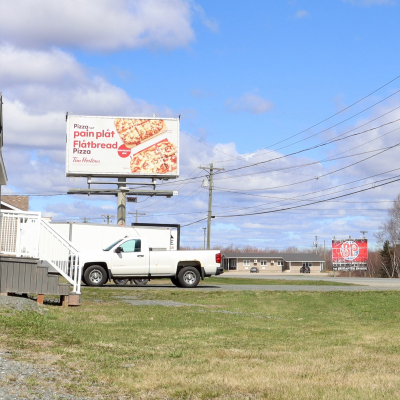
{"left": 1, "top": 0, "right": 400, "bottom": 250}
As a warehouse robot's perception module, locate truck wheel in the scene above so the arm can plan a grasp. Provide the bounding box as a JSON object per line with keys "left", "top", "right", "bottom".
{"left": 84, "top": 265, "right": 108, "bottom": 287}
{"left": 113, "top": 278, "right": 129, "bottom": 285}
{"left": 178, "top": 267, "right": 200, "bottom": 288}
{"left": 133, "top": 279, "right": 149, "bottom": 286}
{"left": 171, "top": 277, "right": 181, "bottom": 287}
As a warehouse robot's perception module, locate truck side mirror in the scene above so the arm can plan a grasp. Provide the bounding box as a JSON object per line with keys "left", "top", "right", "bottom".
{"left": 115, "top": 246, "right": 123, "bottom": 253}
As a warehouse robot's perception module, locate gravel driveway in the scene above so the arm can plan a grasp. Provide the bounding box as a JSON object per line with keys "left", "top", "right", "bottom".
{"left": 0, "top": 296, "right": 111, "bottom": 400}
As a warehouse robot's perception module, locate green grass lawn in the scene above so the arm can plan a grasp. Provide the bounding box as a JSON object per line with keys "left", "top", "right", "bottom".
{"left": 1, "top": 287, "right": 400, "bottom": 399}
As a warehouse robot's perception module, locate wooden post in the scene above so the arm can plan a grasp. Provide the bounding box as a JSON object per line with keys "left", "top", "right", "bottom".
{"left": 37, "top": 294, "right": 44, "bottom": 305}
{"left": 60, "top": 295, "right": 69, "bottom": 307}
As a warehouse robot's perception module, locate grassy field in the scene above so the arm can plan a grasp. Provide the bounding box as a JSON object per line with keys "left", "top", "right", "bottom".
{"left": 1, "top": 283, "right": 400, "bottom": 399}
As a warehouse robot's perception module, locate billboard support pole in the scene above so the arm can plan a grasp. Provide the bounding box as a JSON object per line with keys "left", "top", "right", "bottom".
{"left": 117, "top": 178, "right": 127, "bottom": 225}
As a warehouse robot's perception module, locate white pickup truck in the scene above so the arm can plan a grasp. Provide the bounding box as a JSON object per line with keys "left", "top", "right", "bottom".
{"left": 78, "top": 236, "right": 223, "bottom": 288}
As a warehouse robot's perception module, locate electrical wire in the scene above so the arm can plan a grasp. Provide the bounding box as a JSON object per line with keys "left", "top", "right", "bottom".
{"left": 214, "top": 175, "right": 400, "bottom": 219}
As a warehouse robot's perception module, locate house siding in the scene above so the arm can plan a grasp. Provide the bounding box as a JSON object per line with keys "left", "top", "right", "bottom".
{"left": 223, "top": 253, "right": 324, "bottom": 273}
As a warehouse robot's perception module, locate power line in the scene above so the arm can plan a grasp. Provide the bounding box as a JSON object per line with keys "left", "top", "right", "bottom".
{"left": 218, "top": 118, "right": 400, "bottom": 175}
{"left": 215, "top": 175, "right": 400, "bottom": 219}
{"left": 210, "top": 168, "right": 400, "bottom": 216}
{"left": 214, "top": 139, "right": 400, "bottom": 193}
{"left": 183, "top": 75, "right": 400, "bottom": 166}
{"left": 213, "top": 85, "right": 400, "bottom": 165}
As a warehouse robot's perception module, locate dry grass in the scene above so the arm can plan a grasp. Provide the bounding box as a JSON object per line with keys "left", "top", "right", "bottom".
{"left": 1, "top": 287, "right": 400, "bottom": 399}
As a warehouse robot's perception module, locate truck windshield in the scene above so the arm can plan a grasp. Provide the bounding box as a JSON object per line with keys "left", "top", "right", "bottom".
{"left": 103, "top": 239, "right": 123, "bottom": 251}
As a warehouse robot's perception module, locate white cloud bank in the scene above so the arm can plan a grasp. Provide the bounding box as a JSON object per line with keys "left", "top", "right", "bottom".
{"left": 0, "top": 0, "right": 206, "bottom": 51}
{"left": 225, "top": 93, "right": 274, "bottom": 114}
{"left": 0, "top": 45, "right": 167, "bottom": 149}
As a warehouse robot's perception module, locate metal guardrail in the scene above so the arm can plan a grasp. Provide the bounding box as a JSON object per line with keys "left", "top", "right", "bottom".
{"left": 0, "top": 210, "right": 81, "bottom": 294}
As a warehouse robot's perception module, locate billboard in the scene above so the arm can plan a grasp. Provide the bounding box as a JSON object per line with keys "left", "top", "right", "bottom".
{"left": 66, "top": 115, "right": 179, "bottom": 178}
{"left": 332, "top": 239, "right": 368, "bottom": 271}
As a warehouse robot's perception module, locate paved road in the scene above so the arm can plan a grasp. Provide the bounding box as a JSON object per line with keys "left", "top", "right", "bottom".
{"left": 106, "top": 275, "right": 400, "bottom": 291}
{"left": 208, "top": 274, "right": 400, "bottom": 291}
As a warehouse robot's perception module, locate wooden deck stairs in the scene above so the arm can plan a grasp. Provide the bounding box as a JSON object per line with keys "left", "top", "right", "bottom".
{"left": 1, "top": 210, "right": 82, "bottom": 305}
{"left": 0, "top": 256, "right": 80, "bottom": 306}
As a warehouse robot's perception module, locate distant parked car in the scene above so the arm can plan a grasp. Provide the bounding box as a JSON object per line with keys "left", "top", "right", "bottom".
{"left": 300, "top": 266, "right": 310, "bottom": 273}
{"left": 250, "top": 267, "right": 259, "bottom": 273}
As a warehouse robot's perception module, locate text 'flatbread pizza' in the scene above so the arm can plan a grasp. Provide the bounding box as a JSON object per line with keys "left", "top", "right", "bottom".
{"left": 114, "top": 118, "right": 166, "bottom": 148}
{"left": 130, "top": 139, "right": 177, "bottom": 175}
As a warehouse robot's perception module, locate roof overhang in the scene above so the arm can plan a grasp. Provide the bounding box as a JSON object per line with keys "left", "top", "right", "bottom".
{"left": 1, "top": 201, "right": 19, "bottom": 211}
{"left": 0, "top": 153, "right": 7, "bottom": 185}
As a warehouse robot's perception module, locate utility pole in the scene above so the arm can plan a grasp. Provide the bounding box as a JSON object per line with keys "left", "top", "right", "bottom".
{"left": 128, "top": 210, "right": 146, "bottom": 223}
{"left": 101, "top": 214, "right": 116, "bottom": 224}
{"left": 313, "top": 236, "right": 318, "bottom": 254}
{"left": 199, "top": 163, "right": 224, "bottom": 249}
{"left": 135, "top": 210, "right": 146, "bottom": 223}
{"left": 202, "top": 227, "right": 207, "bottom": 249}
{"left": 117, "top": 177, "right": 128, "bottom": 225}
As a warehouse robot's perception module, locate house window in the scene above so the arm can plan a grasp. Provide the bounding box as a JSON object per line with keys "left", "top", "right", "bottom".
{"left": 243, "top": 260, "right": 250, "bottom": 266}
{"left": 260, "top": 260, "right": 267, "bottom": 266}
{"left": 277, "top": 261, "right": 283, "bottom": 266}
{"left": 302, "top": 262, "right": 312, "bottom": 268}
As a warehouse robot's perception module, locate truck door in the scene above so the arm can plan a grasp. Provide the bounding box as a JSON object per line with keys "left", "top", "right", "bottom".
{"left": 110, "top": 239, "right": 148, "bottom": 276}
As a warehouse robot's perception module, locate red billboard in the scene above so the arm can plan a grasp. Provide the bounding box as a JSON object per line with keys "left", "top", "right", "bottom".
{"left": 332, "top": 239, "right": 368, "bottom": 271}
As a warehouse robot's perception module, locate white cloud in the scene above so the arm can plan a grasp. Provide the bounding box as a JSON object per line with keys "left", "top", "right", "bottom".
{"left": 0, "top": 0, "right": 203, "bottom": 51}
{"left": 190, "top": 2, "right": 219, "bottom": 33}
{"left": 0, "top": 46, "right": 162, "bottom": 149}
{"left": 2, "top": 86, "right": 158, "bottom": 149}
{"left": 343, "top": 0, "right": 396, "bottom": 6}
{"left": 0, "top": 45, "right": 86, "bottom": 87}
{"left": 294, "top": 10, "right": 310, "bottom": 18}
{"left": 225, "top": 93, "right": 274, "bottom": 114}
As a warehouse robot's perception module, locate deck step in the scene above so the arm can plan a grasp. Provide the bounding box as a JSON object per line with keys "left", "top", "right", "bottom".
{"left": 0, "top": 256, "right": 78, "bottom": 306}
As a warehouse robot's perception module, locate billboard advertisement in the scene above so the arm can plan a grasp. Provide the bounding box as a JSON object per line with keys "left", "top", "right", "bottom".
{"left": 66, "top": 115, "right": 179, "bottom": 178}
{"left": 332, "top": 238, "right": 368, "bottom": 271}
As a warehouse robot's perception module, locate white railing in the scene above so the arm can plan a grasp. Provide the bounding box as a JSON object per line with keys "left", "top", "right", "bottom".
{"left": 0, "top": 210, "right": 40, "bottom": 257}
{"left": 39, "top": 219, "right": 81, "bottom": 293}
{"left": 0, "top": 210, "right": 81, "bottom": 294}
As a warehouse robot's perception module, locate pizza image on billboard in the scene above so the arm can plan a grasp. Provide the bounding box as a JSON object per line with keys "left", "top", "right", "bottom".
{"left": 130, "top": 139, "right": 177, "bottom": 175}
{"left": 65, "top": 115, "right": 179, "bottom": 178}
{"left": 114, "top": 118, "right": 167, "bottom": 148}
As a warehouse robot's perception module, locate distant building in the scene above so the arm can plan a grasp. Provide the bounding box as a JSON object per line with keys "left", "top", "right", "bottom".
{"left": 222, "top": 252, "right": 325, "bottom": 273}
{"left": 1, "top": 196, "right": 29, "bottom": 211}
